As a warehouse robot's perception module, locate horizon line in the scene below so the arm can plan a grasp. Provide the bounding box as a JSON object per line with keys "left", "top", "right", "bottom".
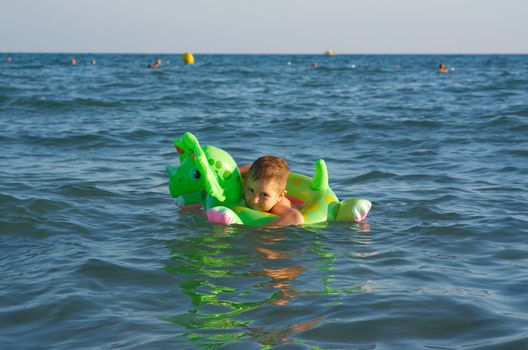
{"left": 2, "top": 51, "right": 528, "bottom": 56}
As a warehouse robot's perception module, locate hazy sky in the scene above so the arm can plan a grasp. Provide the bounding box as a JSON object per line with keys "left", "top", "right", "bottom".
{"left": 1, "top": 0, "right": 526, "bottom": 54}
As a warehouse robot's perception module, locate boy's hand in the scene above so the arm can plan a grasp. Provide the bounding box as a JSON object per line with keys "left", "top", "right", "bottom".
{"left": 268, "top": 198, "right": 304, "bottom": 227}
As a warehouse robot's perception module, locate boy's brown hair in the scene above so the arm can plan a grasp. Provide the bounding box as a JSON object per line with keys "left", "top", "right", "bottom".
{"left": 247, "top": 156, "right": 289, "bottom": 190}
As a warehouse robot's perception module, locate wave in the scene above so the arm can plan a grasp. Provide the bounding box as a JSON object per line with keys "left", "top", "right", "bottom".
{"left": 10, "top": 96, "right": 124, "bottom": 110}
{"left": 55, "top": 183, "right": 117, "bottom": 199}
{"left": 345, "top": 170, "right": 398, "bottom": 183}
{"left": 21, "top": 132, "right": 120, "bottom": 148}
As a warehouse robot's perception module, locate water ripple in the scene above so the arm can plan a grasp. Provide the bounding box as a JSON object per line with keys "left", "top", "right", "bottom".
{"left": 2, "top": 53, "right": 528, "bottom": 349}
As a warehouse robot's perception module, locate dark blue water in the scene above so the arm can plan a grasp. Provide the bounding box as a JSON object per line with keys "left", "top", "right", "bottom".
{"left": 1, "top": 53, "right": 527, "bottom": 349}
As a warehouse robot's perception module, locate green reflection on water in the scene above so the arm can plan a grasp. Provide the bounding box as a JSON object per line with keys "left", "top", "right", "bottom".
{"left": 163, "top": 226, "right": 360, "bottom": 348}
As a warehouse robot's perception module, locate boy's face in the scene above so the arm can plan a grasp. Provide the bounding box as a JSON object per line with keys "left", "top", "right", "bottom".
{"left": 243, "top": 176, "right": 286, "bottom": 212}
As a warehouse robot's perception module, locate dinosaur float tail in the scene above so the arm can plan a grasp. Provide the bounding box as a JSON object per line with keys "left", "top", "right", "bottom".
{"left": 334, "top": 198, "right": 372, "bottom": 222}
{"left": 308, "top": 160, "right": 372, "bottom": 223}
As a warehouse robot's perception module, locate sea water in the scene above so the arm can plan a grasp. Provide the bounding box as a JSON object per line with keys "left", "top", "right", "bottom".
{"left": 1, "top": 54, "right": 527, "bottom": 349}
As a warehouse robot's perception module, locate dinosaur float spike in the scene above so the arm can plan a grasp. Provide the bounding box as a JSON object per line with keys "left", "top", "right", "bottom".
{"left": 310, "top": 159, "right": 329, "bottom": 191}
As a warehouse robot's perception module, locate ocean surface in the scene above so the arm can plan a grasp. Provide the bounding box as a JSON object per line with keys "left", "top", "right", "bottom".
{"left": 1, "top": 53, "right": 527, "bottom": 349}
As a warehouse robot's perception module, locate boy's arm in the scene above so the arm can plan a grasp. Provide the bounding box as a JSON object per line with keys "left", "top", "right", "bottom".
{"left": 267, "top": 198, "right": 304, "bottom": 227}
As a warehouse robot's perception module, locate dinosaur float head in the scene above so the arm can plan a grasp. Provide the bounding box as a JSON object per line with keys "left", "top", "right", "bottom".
{"left": 166, "top": 132, "right": 243, "bottom": 205}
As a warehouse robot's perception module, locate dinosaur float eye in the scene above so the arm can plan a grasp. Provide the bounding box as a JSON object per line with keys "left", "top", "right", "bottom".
{"left": 191, "top": 168, "right": 201, "bottom": 181}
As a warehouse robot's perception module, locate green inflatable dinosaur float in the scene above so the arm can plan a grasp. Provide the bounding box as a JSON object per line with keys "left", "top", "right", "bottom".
{"left": 166, "top": 132, "right": 371, "bottom": 226}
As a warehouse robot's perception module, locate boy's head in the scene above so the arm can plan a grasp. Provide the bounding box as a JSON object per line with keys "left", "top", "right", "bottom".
{"left": 243, "top": 156, "right": 289, "bottom": 212}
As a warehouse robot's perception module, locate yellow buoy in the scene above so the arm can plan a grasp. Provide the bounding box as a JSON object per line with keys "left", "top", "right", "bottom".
{"left": 183, "top": 52, "right": 195, "bottom": 65}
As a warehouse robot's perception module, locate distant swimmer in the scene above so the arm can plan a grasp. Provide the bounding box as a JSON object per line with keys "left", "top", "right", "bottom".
{"left": 71, "top": 58, "right": 77, "bottom": 65}
{"left": 311, "top": 63, "right": 318, "bottom": 69}
{"left": 438, "top": 63, "right": 448, "bottom": 73}
{"left": 148, "top": 58, "right": 161, "bottom": 69}
{"left": 90, "top": 59, "right": 96, "bottom": 65}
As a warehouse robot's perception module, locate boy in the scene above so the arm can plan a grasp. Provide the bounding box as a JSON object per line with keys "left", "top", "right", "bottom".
{"left": 239, "top": 156, "right": 304, "bottom": 227}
